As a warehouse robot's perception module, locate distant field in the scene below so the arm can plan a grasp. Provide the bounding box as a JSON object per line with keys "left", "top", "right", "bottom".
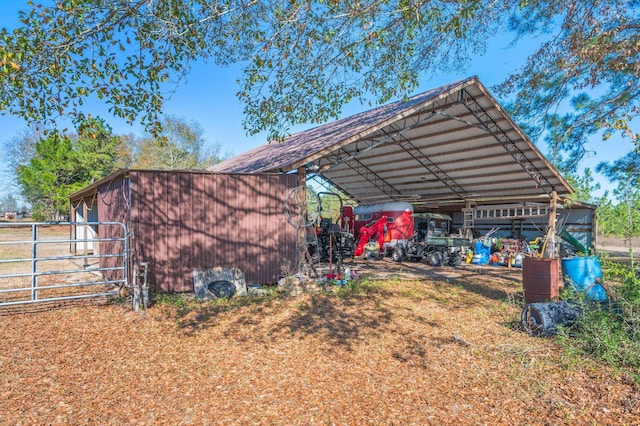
{"left": 597, "top": 235, "right": 640, "bottom": 256}
{"left": 0, "top": 224, "right": 113, "bottom": 303}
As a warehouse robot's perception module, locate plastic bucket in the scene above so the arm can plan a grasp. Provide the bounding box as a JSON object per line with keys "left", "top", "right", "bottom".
{"left": 522, "top": 257, "right": 560, "bottom": 303}
{"left": 560, "top": 256, "right": 607, "bottom": 301}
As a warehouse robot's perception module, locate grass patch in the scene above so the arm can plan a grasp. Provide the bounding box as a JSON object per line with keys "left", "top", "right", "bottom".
{"left": 152, "top": 285, "right": 288, "bottom": 317}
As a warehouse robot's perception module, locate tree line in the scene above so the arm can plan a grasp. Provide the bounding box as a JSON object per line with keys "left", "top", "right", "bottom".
{"left": 3, "top": 115, "right": 228, "bottom": 220}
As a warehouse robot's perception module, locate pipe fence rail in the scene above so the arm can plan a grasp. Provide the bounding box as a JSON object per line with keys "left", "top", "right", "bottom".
{"left": 0, "top": 222, "right": 128, "bottom": 307}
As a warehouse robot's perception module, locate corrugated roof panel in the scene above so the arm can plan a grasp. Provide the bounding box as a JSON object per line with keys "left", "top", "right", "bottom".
{"left": 212, "top": 76, "right": 573, "bottom": 203}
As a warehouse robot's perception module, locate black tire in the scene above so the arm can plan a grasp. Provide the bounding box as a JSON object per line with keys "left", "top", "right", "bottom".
{"left": 365, "top": 250, "right": 379, "bottom": 261}
{"left": 426, "top": 251, "right": 442, "bottom": 267}
{"left": 207, "top": 280, "right": 237, "bottom": 298}
{"left": 391, "top": 248, "right": 404, "bottom": 262}
{"left": 521, "top": 302, "right": 581, "bottom": 337}
{"left": 448, "top": 252, "right": 462, "bottom": 266}
{"left": 521, "top": 303, "right": 552, "bottom": 337}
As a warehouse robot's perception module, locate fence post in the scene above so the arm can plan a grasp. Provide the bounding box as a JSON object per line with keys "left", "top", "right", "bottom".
{"left": 31, "top": 224, "right": 38, "bottom": 302}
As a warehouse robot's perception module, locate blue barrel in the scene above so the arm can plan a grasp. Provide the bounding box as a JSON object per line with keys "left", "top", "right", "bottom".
{"left": 560, "top": 256, "right": 607, "bottom": 301}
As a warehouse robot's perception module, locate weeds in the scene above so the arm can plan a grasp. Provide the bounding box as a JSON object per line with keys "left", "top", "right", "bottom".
{"left": 557, "top": 257, "right": 640, "bottom": 383}
{"left": 152, "top": 286, "right": 283, "bottom": 317}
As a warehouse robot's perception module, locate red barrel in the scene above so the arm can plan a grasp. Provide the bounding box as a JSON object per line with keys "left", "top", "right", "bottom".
{"left": 522, "top": 257, "right": 560, "bottom": 303}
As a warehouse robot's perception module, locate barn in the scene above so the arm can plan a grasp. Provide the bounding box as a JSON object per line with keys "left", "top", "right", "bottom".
{"left": 212, "top": 76, "right": 595, "bottom": 251}
{"left": 70, "top": 76, "right": 595, "bottom": 295}
{"left": 69, "top": 170, "right": 298, "bottom": 293}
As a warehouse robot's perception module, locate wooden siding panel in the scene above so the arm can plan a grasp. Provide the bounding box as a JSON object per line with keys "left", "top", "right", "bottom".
{"left": 133, "top": 172, "right": 156, "bottom": 274}
{"left": 226, "top": 175, "right": 240, "bottom": 269}
{"left": 251, "top": 176, "right": 264, "bottom": 278}
{"left": 153, "top": 172, "right": 169, "bottom": 291}
{"left": 237, "top": 174, "right": 255, "bottom": 279}
{"left": 191, "top": 174, "right": 206, "bottom": 274}
{"left": 165, "top": 173, "right": 180, "bottom": 290}
{"left": 178, "top": 172, "right": 194, "bottom": 292}
{"left": 203, "top": 174, "right": 218, "bottom": 269}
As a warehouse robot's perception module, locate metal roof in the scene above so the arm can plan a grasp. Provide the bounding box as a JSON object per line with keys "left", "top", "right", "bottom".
{"left": 211, "top": 76, "right": 573, "bottom": 207}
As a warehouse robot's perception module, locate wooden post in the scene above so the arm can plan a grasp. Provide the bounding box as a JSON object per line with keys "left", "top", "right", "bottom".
{"left": 297, "top": 167, "right": 307, "bottom": 273}
{"left": 548, "top": 191, "right": 558, "bottom": 230}
{"left": 543, "top": 191, "right": 558, "bottom": 258}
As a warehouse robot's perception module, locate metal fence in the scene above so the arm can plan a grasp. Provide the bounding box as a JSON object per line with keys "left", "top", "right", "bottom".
{"left": 0, "top": 222, "right": 128, "bottom": 307}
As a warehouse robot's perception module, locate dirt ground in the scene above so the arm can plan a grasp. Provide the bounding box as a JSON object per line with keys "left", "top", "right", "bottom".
{"left": 2, "top": 224, "right": 639, "bottom": 424}
{"left": 2, "top": 256, "right": 639, "bottom": 425}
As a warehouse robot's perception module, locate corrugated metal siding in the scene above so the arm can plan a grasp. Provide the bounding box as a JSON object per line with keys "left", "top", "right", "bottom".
{"left": 129, "top": 171, "right": 297, "bottom": 293}
{"left": 558, "top": 207, "right": 595, "bottom": 250}
{"left": 452, "top": 206, "right": 595, "bottom": 249}
{"left": 95, "top": 173, "right": 130, "bottom": 283}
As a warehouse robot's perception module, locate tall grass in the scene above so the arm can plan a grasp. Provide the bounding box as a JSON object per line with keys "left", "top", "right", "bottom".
{"left": 557, "top": 255, "right": 640, "bottom": 383}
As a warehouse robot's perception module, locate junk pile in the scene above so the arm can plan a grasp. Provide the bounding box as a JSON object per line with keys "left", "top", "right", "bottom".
{"left": 521, "top": 301, "right": 582, "bottom": 337}
{"left": 466, "top": 229, "right": 534, "bottom": 268}
{"left": 277, "top": 267, "right": 361, "bottom": 296}
{"left": 519, "top": 228, "right": 609, "bottom": 337}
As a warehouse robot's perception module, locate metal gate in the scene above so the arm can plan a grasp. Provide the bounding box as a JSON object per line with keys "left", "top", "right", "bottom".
{"left": 0, "top": 222, "right": 128, "bottom": 307}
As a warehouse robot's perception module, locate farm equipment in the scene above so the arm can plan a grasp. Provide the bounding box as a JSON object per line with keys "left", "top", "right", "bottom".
{"left": 390, "top": 212, "right": 471, "bottom": 266}
{"left": 353, "top": 216, "right": 388, "bottom": 258}
{"left": 310, "top": 197, "right": 414, "bottom": 263}
{"left": 307, "top": 192, "right": 355, "bottom": 267}
{"left": 306, "top": 193, "right": 469, "bottom": 267}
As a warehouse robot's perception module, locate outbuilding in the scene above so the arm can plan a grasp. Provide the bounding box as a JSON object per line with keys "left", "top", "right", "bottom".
{"left": 212, "top": 76, "right": 594, "bottom": 254}
{"left": 70, "top": 170, "right": 298, "bottom": 293}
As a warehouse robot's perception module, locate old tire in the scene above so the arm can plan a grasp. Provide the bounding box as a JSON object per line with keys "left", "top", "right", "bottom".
{"left": 448, "top": 252, "right": 462, "bottom": 266}
{"left": 426, "top": 251, "right": 442, "bottom": 267}
{"left": 392, "top": 248, "right": 404, "bottom": 262}
{"left": 521, "top": 302, "right": 581, "bottom": 337}
{"left": 207, "top": 280, "right": 237, "bottom": 298}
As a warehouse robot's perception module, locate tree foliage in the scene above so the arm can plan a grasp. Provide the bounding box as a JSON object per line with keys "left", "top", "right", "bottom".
{"left": 564, "top": 167, "right": 601, "bottom": 205}
{"left": 16, "top": 118, "right": 121, "bottom": 220}
{"left": 18, "top": 132, "right": 76, "bottom": 220}
{"left": 1, "top": 0, "right": 637, "bottom": 155}
{"left": 496, "top": 1, "right": 640, "bottom": 171}
{"left": 9, "top": 115, "right": 225, "bottom": 220}
{"left": 0, "top": 0, "right": 496, "bottom": 140}
{"left": 0, "top": 194, "right": 20, "bottom": 214}
{"left": 596, "top": 151, "right": 640, "bottom": 239}
{"left": 128, "top": 115, "right": 227, "bottom": 169}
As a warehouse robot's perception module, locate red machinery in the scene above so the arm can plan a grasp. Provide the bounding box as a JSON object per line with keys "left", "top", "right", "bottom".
{"left": 352, "top": 202, "right": 415, "bottom": 258}
{"left": 310, "top": 197, "right": 419, "bottom": 261}
{"left": 353, "top": 216, "right": 388, "bottom": 257}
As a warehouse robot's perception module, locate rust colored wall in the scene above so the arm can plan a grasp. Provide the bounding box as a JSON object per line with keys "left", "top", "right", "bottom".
{"left": 127, "top": 171, "right": 298, "bottom": 293}
{"left": 96, "top": 173, "right": 130, "bottom": 283}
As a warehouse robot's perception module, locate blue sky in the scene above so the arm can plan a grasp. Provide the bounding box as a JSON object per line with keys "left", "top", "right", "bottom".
{"left": 0, "top": 1, "right": 635, "bottom": 203}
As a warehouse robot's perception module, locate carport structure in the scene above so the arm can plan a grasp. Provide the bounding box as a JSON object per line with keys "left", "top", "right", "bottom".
{"left": 212, "top": 76, "right": 572, "bottom": 211}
